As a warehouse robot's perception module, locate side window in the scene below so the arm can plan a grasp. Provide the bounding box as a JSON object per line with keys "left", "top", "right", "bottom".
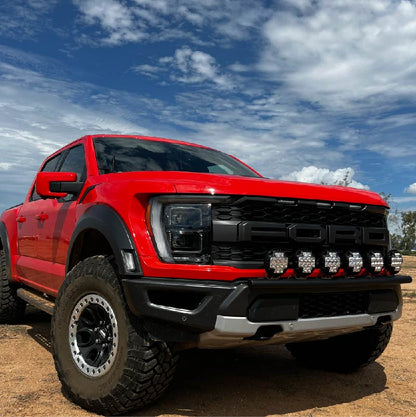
{"left": 43, "top": 154, "right": 61, "bottom": 172}
{"left": 31, "top": 153, "right": 63, "bottom": 201}
{"left": 58, "top": 145, "right": 86, "bottom": 202}
{"left": 59, "top": 145, "right": 86, "bottom": 182}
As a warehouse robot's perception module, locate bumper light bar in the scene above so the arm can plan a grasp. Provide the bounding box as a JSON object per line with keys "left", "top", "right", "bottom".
{"left": 265, "top": 249, "right": 402, "bottom": 278}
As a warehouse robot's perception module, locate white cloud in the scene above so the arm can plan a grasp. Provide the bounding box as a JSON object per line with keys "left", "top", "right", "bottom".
{"left": 281, "top": 166, "right": 369, "bottom": 190}
{"left": 161, "top": 47, "right": 232, "bottom": 88}
{"left": 260, "top": 0, "right": 416, "bottom": 110}
{"left": 391, "top": 196, "right": 416, "bottom": 204}
{"left": 0, "top": 0, "right": 58, "bottom": 39}
{"left": 131, "top": 64, "right": 166, "bottom": 79}
{"left": 405, "top": 183, "right": 416, "bottom": 194}
{"left": 0, "top": 162, "right": 13, "bottom": 170}
{"left": 74, "top": 0, "right": 145, "bottom": 45}
{"left": 228, "top": 63, "right": 251, "bottom": 73}
{"left": 72, "top": 0, "right": 269, "bottom": 45}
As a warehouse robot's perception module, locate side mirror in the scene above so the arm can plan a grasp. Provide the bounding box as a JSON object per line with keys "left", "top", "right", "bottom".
{"left": 36, "top": 172, "right": 83, "bottom": 199}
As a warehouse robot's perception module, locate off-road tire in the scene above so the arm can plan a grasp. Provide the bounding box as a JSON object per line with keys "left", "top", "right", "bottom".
{"left": 51, "top": 255, "right": 178, "bottom": 415}
{"left": 286, "top": 323, "right": 393, "bottom": 373}
{"left": 0, "top": 249, "right": 25, "bottom": 323}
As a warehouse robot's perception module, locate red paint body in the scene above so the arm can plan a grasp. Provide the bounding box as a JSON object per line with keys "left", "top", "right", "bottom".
{"left": 0, "top": 135, "right": 389, "bottom": 297}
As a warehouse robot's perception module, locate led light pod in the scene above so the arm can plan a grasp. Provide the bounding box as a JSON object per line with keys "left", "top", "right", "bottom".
{"left": 386, "top": 251, "right": 403, "bottom": 274}
{"left": 346, "top": 251, "right": 363, "bottom": 274}
{"left": 266, "top": 251, "right": 289, "bottom": 277}
{"left": 368, "top": 252, "right": 384, "bottom": 273}
{"left": 322, "top": 251, "right": 341, "bottom": 275}
{"left": 296, "top": 251, "right": 316, "bottom": 275}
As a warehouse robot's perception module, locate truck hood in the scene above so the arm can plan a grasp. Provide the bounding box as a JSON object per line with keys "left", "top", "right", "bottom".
{"left": 99, "top": 171, "right": 388, "bottom": 207}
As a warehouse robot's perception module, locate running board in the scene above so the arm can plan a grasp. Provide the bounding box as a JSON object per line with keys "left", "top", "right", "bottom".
{"left": 16, "top": 288, "right": 55, "bottom": 315}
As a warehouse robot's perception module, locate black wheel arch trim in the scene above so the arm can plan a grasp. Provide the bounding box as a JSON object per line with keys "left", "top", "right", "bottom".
{"left": 0, "top": 221, "right": 13, "bottom": 283}
{"left": 67, "top": 205, "right": 142, "bottom": 276}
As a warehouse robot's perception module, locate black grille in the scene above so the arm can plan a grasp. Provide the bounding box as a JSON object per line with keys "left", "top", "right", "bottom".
{"left": 212, "top": 243, "right": 272, "bottom": 263}
{"left": 211, "top": 197, "right": 388, "bottom": 268}
{"left": 299, "top": 291, "right": 368, "bottom": 319}
{"left": 247, "top": 290, "right": 398, "bottom": 322}
{"left": 213, "top": 199, "right": 386, "bottom": 227}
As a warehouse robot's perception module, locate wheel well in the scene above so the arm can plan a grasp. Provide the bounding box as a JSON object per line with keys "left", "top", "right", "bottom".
{"left": 0, "top": 239, "right": 3, "bottom": 250}
{"left": 68, "top": 229, "right": 113, "bottom": 272}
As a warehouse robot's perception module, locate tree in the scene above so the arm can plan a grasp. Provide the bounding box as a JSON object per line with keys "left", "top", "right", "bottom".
{"left": 335, "top": 168, "right": 353, "bottom": 187}
{"left": 379, "top": 192, "right": 402, "bottom": 243}
{"left": 390, "top": 233, "right": 404, "bottom": 250}
{"left": 379, "top": 192, "right": 391, "bottom": 203}
{"left": 401, "top": 211, "right": 416, "bottom": 251}
{"left": 378, "top": 192, "right": 416, "bottom": 251}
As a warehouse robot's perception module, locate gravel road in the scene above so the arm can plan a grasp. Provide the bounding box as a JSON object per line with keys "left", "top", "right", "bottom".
{"left": 1, "top": 258, "right": 415, "bottom": 417}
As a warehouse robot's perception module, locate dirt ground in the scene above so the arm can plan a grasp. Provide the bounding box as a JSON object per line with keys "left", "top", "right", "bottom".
{"left": 1, "top": 258, "right": 415, "bottom": 417}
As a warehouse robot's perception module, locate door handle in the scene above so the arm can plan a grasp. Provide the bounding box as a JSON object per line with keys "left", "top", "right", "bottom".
{"left": 35, "top": 213, "right": 49, "bottom": 221}
{"left": 17, "top": 216, "right": 26, "bottom": 223}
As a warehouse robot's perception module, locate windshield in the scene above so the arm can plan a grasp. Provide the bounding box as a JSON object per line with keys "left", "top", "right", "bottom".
{"left": 93, "top": 137, "right": 260, "bottom": 178}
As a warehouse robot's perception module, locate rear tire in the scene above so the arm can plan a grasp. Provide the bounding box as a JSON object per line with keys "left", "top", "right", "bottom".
{"left": 0, "top": 249, "right": 25, "bottom": 323}
{"left": 51, "top": 255, "right": 178, "bottom": 415}
{"left": 286, "top": 323, "right": 393, "bottom": 373}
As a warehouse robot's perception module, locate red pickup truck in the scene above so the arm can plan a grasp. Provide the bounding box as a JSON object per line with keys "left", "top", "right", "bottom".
{"left": 0, "top": 134, "right": 411, "bottom": 414}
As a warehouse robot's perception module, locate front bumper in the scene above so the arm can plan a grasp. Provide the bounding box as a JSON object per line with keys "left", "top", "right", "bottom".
{"left": 122, "top": 275, "right": 411, "bottom": 347}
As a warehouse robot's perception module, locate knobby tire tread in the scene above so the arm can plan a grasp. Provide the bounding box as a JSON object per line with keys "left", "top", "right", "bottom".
{"left": 51, "top": 255, "right": 178, "bottom": 415}
{"left": 0, "top": 250, "right": 25, "bottom": 323}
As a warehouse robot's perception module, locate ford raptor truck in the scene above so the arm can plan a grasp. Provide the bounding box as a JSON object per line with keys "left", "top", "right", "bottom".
{"left": 0, "top": 134, "right": 411, "bottom": 414}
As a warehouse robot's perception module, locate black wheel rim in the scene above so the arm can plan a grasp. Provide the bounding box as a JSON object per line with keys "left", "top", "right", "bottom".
{"left": 69, "top": 294, "right": 118, "bottom": 377}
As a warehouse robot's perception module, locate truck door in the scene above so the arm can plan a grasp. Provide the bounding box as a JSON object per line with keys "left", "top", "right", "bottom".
{"left": 15, "top": 152, "right": 63, "bottom": 287}
{"left": 36, "top": 144, "right": 87, "bottom": 293}
{"left": 16, "top": 199, "right": 41, "bottom": 260}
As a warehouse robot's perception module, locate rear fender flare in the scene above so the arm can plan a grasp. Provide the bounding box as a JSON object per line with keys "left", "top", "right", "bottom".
{"left": 0, "top": 222, "right": 12, "bottom": 283}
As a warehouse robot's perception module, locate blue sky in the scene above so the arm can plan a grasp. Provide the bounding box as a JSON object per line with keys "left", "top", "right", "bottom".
{"left": 1, "top": 0, "right": 416, "bottom": 216}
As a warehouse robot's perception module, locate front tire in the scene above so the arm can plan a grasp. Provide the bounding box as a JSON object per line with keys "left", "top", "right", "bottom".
{"left": 286, "top": 323, "right": 393, "bottom": 373}
{"left": 0, "top": 249, "right": 25, "bottom": 323}
{"left": 51, "top": 256, "right": 178, "bottom": 415}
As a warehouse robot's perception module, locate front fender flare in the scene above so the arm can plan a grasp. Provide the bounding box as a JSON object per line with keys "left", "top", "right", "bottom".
{"left": 67, "top": 205, "right": 142, "bottom": 276}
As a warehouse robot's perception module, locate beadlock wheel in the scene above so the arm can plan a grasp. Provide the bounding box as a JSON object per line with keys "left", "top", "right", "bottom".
{"left": 52, "top": 256, "right": 178, "bottom": 415}
{"left": 69, "top": 294, "right": 118, "bottom": 377}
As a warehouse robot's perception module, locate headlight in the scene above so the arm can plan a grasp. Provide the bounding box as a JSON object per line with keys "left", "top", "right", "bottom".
{"left": 149, "top": 197, "right": 212, "bottom": 264}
